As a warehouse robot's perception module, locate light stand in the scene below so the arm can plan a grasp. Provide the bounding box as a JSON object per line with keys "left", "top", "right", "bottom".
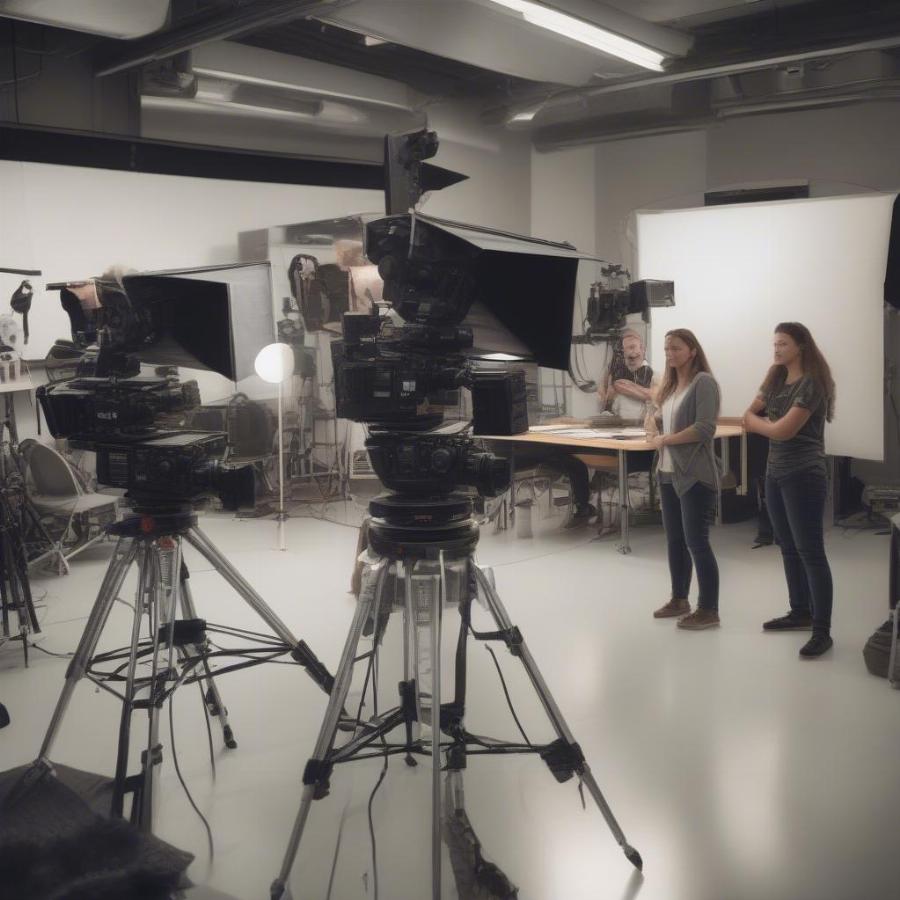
{"left": 255, "top": 343, "right": 295, "bottom": 551}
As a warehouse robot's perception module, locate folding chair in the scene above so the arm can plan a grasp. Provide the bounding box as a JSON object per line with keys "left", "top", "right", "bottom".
{"left": 19, "top": 440, "right": 119, "bottom": 570}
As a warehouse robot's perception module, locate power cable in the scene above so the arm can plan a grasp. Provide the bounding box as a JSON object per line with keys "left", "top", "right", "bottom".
{"left": 168, "top": 691, "right": 215, "bottom": 865}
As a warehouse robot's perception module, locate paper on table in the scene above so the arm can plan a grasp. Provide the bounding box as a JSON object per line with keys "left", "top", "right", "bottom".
{"left": 528, "top": 426, "right": 647, "bottom": 439}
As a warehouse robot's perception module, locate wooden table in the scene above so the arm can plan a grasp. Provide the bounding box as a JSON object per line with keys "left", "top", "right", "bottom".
{"left": 483, "top": 424, "right": 744, "bottom": 553}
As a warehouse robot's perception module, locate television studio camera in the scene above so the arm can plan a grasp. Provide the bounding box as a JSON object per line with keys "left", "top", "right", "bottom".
{"left": 15, "top": 262, "right": 334, "bottom": 840}
{"left": 39, "top": 265, "right": 273, "bottom": 512}
{"left": 331, "top": 212, "right": 591, "bottom": 540}
{"left": 273, "top": 208, "right": 643, "bottom": 900}
{"left": 569, "top": 263, "right": 674, "bottom": 398}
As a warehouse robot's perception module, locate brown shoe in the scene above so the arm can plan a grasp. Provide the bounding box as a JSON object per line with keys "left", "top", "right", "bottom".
{"left": 653, "top": 598, "right": 691, "bottom": 619}
{"left": 677, "top": 609, "right": 720, "bottom": 630}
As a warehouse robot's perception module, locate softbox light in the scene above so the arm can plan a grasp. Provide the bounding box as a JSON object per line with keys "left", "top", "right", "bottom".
{"left": 365, "top": 213, "right": 600, "bottom": 371}
{"left": 122, "top": 262, "right": 275, "bottom": 381}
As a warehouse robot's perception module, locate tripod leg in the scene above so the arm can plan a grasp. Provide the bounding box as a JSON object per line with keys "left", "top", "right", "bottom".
{"left": 138, "top": 537, "right": 181, "bottom": 832}
{"left": 6, "top": 541, "right": 30, "bottom": 667}
{"left": 0, "top": 558, "right": 9, "bottom": 640}
{"left": 177, "top": 559, "right": 237, "bottom": 749}
{"left": 430, "top": 556, "right": 445, "bottom": 900}
{"left": 271, "top": 562, "right": 387, "bottom": 900}
{"left": 472, "top": 565, "right": 643, "bottom": 872}
{"left": 185, "top": 526, "right": 334, "bottom": 695}
{"left": 401, "top": 562, "right": 422, "bottom": 759}
{"left": 112, "top": 542, "right": 155, "bottom": 820}
{"left": 113, "top": 537, "right": 182, "bottom": 831}
{"left": 36, "top": 537, "right": 139, "bottom": 764}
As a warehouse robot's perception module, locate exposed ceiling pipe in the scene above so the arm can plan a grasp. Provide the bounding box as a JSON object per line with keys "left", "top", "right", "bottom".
{"left": 509, "top": 32, "right": 900, "bottom": 124}
{"left": 533, "top": 84, "right": 900, "bottom": 150}
{"left": 94, "top": 0, "right": 359, "bottom": 77}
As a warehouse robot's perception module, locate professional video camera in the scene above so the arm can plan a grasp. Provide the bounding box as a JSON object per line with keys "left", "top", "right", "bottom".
{"left": 579, "top": 265, "right": 674, "bottom": 341}
{"left": 330, "top": 210, "right": 596, "bottom": 534}
{"left": 38, "top": 264, "right": 277, "bottom": 510}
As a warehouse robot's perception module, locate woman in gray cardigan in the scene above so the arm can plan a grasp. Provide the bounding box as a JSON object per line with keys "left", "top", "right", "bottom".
{"left": 647, "top": 329, "right": 721, "bottom": 629}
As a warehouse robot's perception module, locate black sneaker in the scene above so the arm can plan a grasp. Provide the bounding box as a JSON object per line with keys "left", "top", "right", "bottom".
{"left": 564, "top": 504, "right": 596, "bottom": 529}
{"left": 799, "top": 633, "right": 833, "bottom": 658}
{"left": 763, "top": 611, "right": 814, "bottom": 631}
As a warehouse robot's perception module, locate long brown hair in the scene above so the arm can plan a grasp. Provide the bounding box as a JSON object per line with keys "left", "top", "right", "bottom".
{"left": 655, "top": 328, "right": 714, "bottom": 407}
{"left": 759, "top": 322, "right": 835, "bottom": 422}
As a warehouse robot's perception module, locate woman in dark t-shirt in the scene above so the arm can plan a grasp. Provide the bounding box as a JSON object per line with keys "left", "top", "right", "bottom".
{"left": 742, "top": 322, "right": 836, "bottom": 658}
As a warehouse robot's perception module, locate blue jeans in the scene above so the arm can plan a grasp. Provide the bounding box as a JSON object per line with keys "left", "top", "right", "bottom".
{"left": 659, "top": 480, "right": 719, "bottom": 612}
{"left": 765, "top": 466, "right": 833, "bottom": 633}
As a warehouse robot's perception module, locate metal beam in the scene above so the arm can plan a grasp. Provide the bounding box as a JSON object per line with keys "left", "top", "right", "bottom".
{"left": 0, "top": 123, "right": 467, "bottom": 193}
{"left": 511, "top": 32, "right": 900, "bottom": 124}
{"left": 94, "top": 0, "right": 356, "bottom": 78}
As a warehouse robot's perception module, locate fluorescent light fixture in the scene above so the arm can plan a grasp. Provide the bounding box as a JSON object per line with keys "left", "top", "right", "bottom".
{"left": 486, "top": 0, "right": 666, "bottom": 71}
{"left": 509, "top": 106, "right": 540, "bottom": 123}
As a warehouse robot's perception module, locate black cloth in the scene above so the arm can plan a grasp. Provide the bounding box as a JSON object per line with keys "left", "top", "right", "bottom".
{"left": 0, "top": 764, "right": 193, "bottom": 900}
{"left": 761, "top": 375, "right": 827, "bottom": 478}
{"left": 659, "top": 479, "right": 719, "bottom": 612}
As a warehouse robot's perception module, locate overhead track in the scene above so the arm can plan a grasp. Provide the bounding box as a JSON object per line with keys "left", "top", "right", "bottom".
{"left": 95, "top": 0, "right": 359, "bottom": 77}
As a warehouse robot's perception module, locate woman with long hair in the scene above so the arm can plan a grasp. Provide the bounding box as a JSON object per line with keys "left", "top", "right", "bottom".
{"left": 647, "top": 329, "right": 722, "bottom": 629}
{"left": 743, "top": 322, "right": 836, "bottom": 658}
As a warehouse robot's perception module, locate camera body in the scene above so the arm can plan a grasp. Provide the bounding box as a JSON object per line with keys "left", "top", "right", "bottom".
{"left": 41, "top": 266, "right": 273, "bottom": 510}
{"left": 93, "top": 431, "right": 253, "bottom": 510}
{"left": 366, "top": 432, "right": 508, "bottom": 498}
{"left": 332, "top": 315, "right": 467, "bottom": 431}
{"left": 38, "top": 372, "right": 200, "bottom": 438}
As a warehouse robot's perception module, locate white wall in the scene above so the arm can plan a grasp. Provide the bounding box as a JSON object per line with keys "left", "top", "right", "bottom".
{"left": 530, "top": 145, "right": 604, "bottom": 418}
{"left": 707, "top": 102, "right": 900, "bottom": 196}
{"left": 595, "top": 131, "right": 707, "bottom": 269}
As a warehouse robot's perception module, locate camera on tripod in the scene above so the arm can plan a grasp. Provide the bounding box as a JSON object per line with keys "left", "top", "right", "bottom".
{"left": 330, "top": 211, "right": 598, "bottom": 505}
{"left": 579, "top": 265, "right": 674, "bottom": 341}
{"left": 38, "top": 264, "right": 278, "bottom": 510}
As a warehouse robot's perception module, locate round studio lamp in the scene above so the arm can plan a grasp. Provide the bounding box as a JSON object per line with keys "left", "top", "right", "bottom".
{"left": 254, "top": 342, "right": 295, "bottom": 384}
{"left": 254, "top": 343, "right": 296, "bottom": 550}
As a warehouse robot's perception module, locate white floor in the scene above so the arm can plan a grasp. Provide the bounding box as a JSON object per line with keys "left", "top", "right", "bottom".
{"left": 2, "top": 501, "right": 898, "bottom": 900}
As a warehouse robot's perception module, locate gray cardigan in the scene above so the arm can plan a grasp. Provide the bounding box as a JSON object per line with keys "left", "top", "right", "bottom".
{"left": 654, "top": 371, "right": 721, "bottom": 496}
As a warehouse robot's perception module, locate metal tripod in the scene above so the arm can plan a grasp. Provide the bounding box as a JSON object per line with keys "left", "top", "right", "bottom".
{"left": 1, "top": 389, "right": 68, "bottom": 576}
{"left": 0, "top": 398, "right": 41, "bottom": 665}
{"left": 26, "top": 506, "right": 333, "bottom": 832}
{"left": 0, "top": 470, "right": 40, "bottom": 666}
{"left": 272, "top": 513, "right": 642, "bottom": 900}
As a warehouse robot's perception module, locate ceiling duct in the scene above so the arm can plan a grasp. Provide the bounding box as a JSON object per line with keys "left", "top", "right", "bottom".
{"left": 532, "top": 49, "right": 900, "bottom": 148}
{"left": 508, "top": 32, "right": 900, "bottom": 125}
{"left": 0, "top": 0, "right": 171, "bottom": 39}
{"left": 140, "top": 40, "right": 426, "bottom": 138}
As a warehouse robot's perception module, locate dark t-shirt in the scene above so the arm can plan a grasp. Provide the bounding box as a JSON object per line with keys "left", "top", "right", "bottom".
{"left": 760, "top": 375, "right": 827, "bottom": 477}
{"left": 608, "top": 360, "right": 654, "bottom": 387}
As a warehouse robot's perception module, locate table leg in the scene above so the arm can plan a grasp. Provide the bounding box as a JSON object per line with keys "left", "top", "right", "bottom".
{"left": 509, "top": 444, "right": 516, "bottom": 527}
{"left": 617, "top": 450, "right": 631, "bottom": 555}
{"left": 739, "top": 430, "right": 748, "bottom": 496}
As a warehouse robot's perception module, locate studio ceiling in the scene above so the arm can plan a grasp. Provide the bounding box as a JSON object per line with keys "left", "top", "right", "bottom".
{"left": 2, "top": 0, "right": 899, "bottom": 149}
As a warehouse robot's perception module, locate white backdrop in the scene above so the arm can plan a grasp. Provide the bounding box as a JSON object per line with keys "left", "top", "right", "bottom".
{"left": 636, "top": 193, "right": 896, "bottom": 460}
